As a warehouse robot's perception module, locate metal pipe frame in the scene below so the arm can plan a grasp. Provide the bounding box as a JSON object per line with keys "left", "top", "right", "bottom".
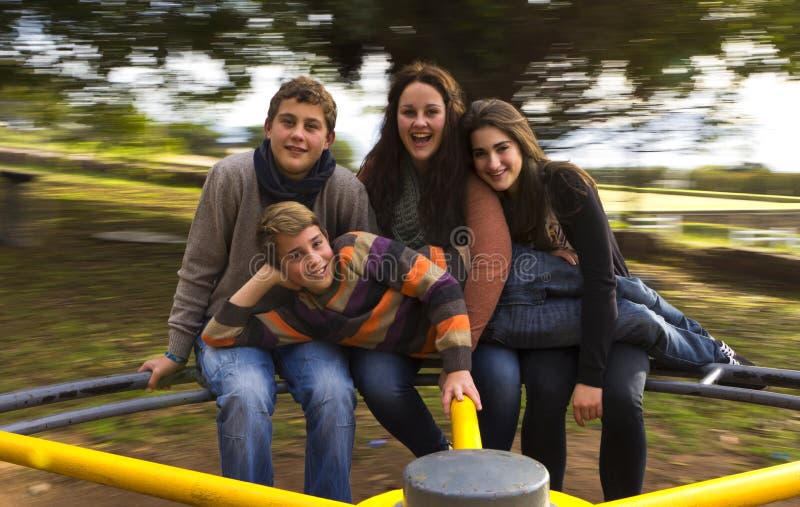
{"left": 596, "top": 460, "right": 800, "bottom": 507}
{"left": 658, "top": 363, "right": 800, "bottom": 389}
{"left": 0, "top": 430, "right": 352, "bottom": 507}
{"left": 1, "top": 364, "right": 798, "bottom": 437}
{"left": 644, "top": 379, "right": 800, "bottom": 410}
{"left": 1, "top": 371, "right": 799, "bottom": 506}
{"left": 1, "top": 428, "right": 798, "bottom": 506}
{"left": 0, "top": 390, "right": 215, "bottom": 435}
{"left": 0, "top": 369, "right": 201, "bottom": 414}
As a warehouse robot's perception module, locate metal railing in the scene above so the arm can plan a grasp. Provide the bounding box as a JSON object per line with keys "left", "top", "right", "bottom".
{"left": 1, "top": 362, "right": 799, "bottom": 506}
{"left": 2, "top": 362, "right": 798, "bottom": 436}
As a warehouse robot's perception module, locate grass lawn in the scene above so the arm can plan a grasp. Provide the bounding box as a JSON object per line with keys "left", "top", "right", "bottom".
{"left": 600, "top": 187, "right": 800, "bottom": 213}
{"left": 0, "top": 166, "right": 798, "bottom": 505}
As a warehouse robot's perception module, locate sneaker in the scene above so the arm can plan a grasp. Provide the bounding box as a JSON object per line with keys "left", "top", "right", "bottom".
{"left": 713, "top": 339, "right": 766, "bottom": 389}
{"left": 714, "top": 339, "right": 754, "bottom": 366}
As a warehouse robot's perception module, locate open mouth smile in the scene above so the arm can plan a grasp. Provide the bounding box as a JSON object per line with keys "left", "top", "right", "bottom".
{"left": 305, "top": 262, "right": 329, "bottom": 279}
{"left": 410, "top": 133, "right": 432, "bottom": 146}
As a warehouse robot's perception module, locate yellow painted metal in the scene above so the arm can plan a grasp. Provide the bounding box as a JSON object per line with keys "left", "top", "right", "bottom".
{"left": 550, "top": 491, "right": 596, "bottom": 506}
{"left": 597, "top": 460, "right": 800, "bottom": 507}
{"left": 354, "top": 489, "right": 403, "bottom": 507}
{"left": 5, "top": 395, "right": 797, "bottom": 507}
{"left": 354, "top": 487, "right": 597, "bottom": 506}
{"left": 0, "top": 430, "right": 353, "bottom": 507}
{"left": 449, "top": 397, "right": 482, "bottom": 449}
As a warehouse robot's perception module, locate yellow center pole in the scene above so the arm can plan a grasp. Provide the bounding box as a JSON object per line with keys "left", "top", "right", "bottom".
{"left": 0, "top": 430, "right": 353, "bottom": 507}
{"left": 450, "top": 397, "right": 482, "bottom": 450}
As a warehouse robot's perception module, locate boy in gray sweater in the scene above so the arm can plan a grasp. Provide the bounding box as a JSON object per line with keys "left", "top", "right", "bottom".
{"left": 138, "top": 77, "right": 376, "bottom": 502}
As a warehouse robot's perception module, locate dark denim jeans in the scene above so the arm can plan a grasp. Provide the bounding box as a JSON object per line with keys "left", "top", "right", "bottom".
{"left": 195, "top": 337, "right": 356, "bottom": 502}
{"left": 349, "top": 348, "right": 450, "bottom": 457}
{"left": 472, "top": 342, "right": 649, "bottom": 501}
{"left": 473, "top": 244, "right": 691, "bottom": 500}
{"left": 482, "top": 244, "right": 723, "bottom": 368}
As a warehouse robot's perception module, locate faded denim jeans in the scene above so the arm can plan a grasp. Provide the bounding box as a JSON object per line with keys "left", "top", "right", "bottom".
{"left": 482, "top": 244, "right": 723, "bottom": 368}
{"left": 195, "top": 337, "right": 356, "bottom": 502}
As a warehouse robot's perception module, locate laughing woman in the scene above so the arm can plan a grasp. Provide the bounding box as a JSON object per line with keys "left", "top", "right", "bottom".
{"left": 354, "top": 63, "right": 511, "bottom": 457}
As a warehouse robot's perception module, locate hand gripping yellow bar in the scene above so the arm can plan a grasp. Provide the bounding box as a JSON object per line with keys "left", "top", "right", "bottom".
{"left": 450, "top": 397, "right": 482, "bottom": 450}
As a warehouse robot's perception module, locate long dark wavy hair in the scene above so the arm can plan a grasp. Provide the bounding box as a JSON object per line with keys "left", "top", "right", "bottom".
{"left": 461, "top": 98, "right": 597, "bottom": 248}
{"left": 358, "top": 61, "right": 467, "bottom": 246}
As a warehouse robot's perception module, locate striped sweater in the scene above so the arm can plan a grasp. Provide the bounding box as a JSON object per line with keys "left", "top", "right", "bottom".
{"left": 202, "top": 232, "right": 472, "bottom": 372}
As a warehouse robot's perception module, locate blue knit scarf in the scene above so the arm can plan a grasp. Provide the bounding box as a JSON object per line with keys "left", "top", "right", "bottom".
{"left": 253, "top": 139, "right": 336, "bottom": 207}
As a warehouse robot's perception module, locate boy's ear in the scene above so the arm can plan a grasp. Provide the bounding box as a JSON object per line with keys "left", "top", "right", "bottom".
{"left": 264, "top": 118, "right": 272, "bottom": 139}
{"left": 324, "top": 130, "right": 335, "bottom": 150}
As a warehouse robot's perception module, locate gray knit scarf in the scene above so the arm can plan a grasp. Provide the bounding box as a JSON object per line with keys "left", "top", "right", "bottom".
{"left": 390, "top": 160, "right": 426, "bottom": 249}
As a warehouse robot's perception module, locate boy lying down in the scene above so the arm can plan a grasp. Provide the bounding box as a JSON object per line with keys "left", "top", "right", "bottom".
{"left": 201, "top": 201, "right": 479, "bottom": 417}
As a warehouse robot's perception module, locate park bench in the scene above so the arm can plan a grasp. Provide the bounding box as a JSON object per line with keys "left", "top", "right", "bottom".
{"left": 625, "top": 215, "right": 683, "bottom": 235}
{"left": 729, "top": 228, "right": 800, "bottom": 249}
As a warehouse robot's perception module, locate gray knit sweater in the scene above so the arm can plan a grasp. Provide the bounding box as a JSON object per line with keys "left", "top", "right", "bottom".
{"left": 167, "top": 150, "right": 377, "bottom": 360}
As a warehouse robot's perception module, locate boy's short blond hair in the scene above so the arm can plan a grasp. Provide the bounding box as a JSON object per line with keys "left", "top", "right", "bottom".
{"left": 267, "top": 77, "right": 337, "bottom": 134}
{"left": 260, "top": 201, "right": 323, "bottom": 266}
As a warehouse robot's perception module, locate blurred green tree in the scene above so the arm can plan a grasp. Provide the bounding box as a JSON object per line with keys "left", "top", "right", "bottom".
{"left": 0, "top": 0, "right": 797, "bottom": 142}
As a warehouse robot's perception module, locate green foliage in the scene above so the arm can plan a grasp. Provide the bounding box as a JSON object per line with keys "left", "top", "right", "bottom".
{"left": 689, "top": 167, "right": 800, "bottom": 196}
{"left": 245, "top": 124, "right": 265, "bottom": 148}
{"left": 243, "top": 124, "right": 359, "bottom": 170}
{"left": 330, "top": 134, "right": 357, "bottom": 170}
{"left": 162, "top": 123, "right": 226, "bottom": 157}
{"left": 1, "top": 1, "right": 799, "bottom": 142}
{"left": 588, "top": 167, "right": 669, "bottom": 187}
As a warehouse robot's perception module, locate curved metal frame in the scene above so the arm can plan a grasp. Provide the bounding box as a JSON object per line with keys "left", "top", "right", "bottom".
{"left": 1, "top": 362, "right": 798, "bottom": 436}
{"left": 0, "top": 362, "right": 798, "bottom": 506}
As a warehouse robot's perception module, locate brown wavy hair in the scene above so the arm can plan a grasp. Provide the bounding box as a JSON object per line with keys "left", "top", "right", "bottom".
{"left": 461, "top": 98, "right": 596, "bottom": 248}
{"left": 358, "top": 61, "right": 467, "bottom": 246}
{"left": 267, "top": 76, "right": 337, "bottom": 134}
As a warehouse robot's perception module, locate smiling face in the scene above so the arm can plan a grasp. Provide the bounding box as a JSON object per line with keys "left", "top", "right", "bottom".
{"left": 396, "top": 81, "right": 447, "bottom": 171}
{"left": 265, "top": 98, "right": 335, "bottom": 180}
{"left": 275, "top": 225, "right": 335, "bottom": 294}
{"left": 470, "top": 125, "right": 524, "bottom": 195}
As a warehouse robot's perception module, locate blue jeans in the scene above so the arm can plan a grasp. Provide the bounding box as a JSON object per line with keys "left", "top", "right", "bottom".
{"left": 472, "top": 342, "right": 648, "bottom": 500}
{"left": 615, "top": 275, "right": 710, "bottom": 337}
{"left": 349, "top": 348, "right": 450, "bottom": 457}
{"left": 483, "top": 245, "right": 723, "bottom": 368}
{"left": 195, "top": 337, "right": 356, "bottom": 502}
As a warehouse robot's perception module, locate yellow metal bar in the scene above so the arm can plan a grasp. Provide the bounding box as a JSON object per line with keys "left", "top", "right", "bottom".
{"left": 550, "top": 491, "right": 595, "bottom": 506}
{"left": 450, "top": 397, "right": 482, "bottom": 450}
{"left": 355, "top": 489, "right": 404, "bottom": 506}
{"left": 0, "top": 431, "right": 353, "bottom": 507}
{"left": 597, "top": 460, "right": 800, "bottom": 507}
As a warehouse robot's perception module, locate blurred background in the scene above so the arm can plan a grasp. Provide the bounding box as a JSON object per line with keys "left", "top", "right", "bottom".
{"left": 1, "top": 0, "right": 799, "bottom": 170}
{"left": 1, "top": 1, "right": 799, "bottom": 506}
{"left": 3, "top": 0, "right": 800, "bottom": 246}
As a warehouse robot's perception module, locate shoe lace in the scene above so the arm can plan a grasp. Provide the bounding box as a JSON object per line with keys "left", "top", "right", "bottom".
{"left": 717, "top": 340, "right": 740, "bottom": 365}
